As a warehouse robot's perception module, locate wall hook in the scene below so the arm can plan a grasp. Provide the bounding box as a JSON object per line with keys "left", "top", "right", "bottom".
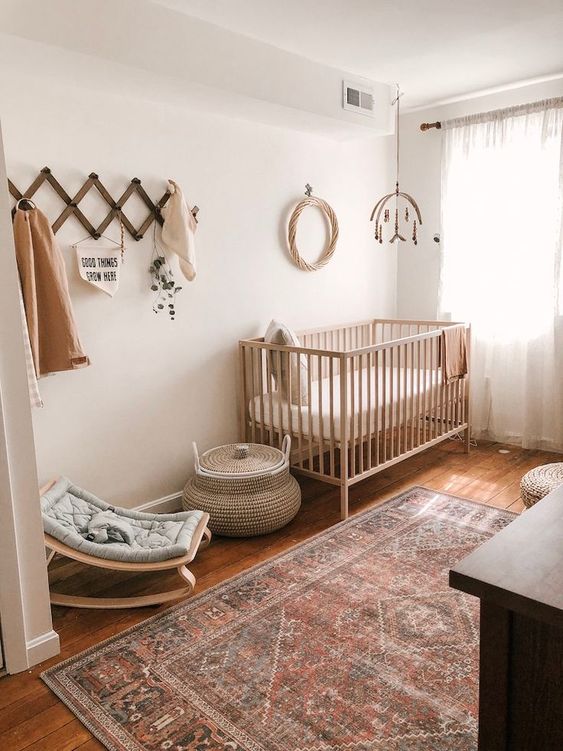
{"left": 305, "top": 183, "right": 313, "bottom": 197}
{"left": 7, "top": 170, "right": 201, "bottom": 241}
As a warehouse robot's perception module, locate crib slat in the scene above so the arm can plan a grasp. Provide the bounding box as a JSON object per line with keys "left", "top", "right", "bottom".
{"left": 414, "top": 339, "right": 422, "bottom": 446}
{"left": 382, "top": 348, "right": 387, "bottom": 464}
{"left": 447, "top": 357, "right": 452, "bottom": 434}
{"left": 357, "top": 354, "right": 363, "bottom": 473}
{"left": 329, "top": 356, "right": 335, "bottom": 476}
{"left": 452, "top": 377, "right": 457, "bottom": 430}
{"left": 434, "top": 337, "right": 439, "bottom": 438}
{"left": 287, "top": 351, "right": 294, "bottom": 448}
{"left": 250, "top": 348, "right": 257, "bottom": 443}
{"left": 340, "top": 355, "right": 349, "bottom": 495}
{"left": 403, "top": 329, "right": 408, "bottom": 453}
{"left": 367, "top": 351, "right": 372, "bottom": 470}
{"left": 423, "top": 338, "right": 428, "bottom": 444}
{"left": 429, "top": 338, "right": 435, "bottom": 441}
{"left": 432, "top": 338, "right": 437, "bottom": 436}
{"left": 275, "top": 349, "right": 283, "bottom": 448}
{"left": 404, "top": 342, "right": 409, "bottom": 453}
{"left": 307, "top": 353, "right": 313, "bottom": 470}
{"left": 440, "top": 342, "right": 446, "bottom": 437}
{"left": 410, "top": 341, "right": 415, "bottom": 451}
{"left": 445, "top": 378, "right": 450, "bottom": 436}
{"left": 462, "top": 370, "right": 466, "bottom": 427}
{"left": 258, "top": 349, "right": 265, "bottom": 445}
{"left": 296, "top": 348, "right": 303, "bottom": 465}
{"left": 318, "top": 355, "right": 324, "bottom": 476}
{"left": 390, "top": 346, "right": 395, "bottom": 459}
{"left": 349, "top": 354, "right": 356, "bottom": 479}
{"left": 441, "top": 371, "right": 446, "bottom": 437}
{"left": 455, "top": 377, "right": 460, "bottom": 430}
{"left": 396, "top": 343, "right": 401, "bottom": 456}
{"left": 441, "top": 339, "right": 446, "bottom": 436}
{"left": 434, "top": 338, "right": 440, "bottom": 439}
{"left": 396, "top": 344, "right": 401, "bottom": 456}
{"left": 433, "top": 337, "right": 438, "bottom": 440}
{"left": 268, "top": 350, "right": 275, "bottom": 447}
{"left": 459, "top": 374, "right": 463, "bottom": 428}
{"left": 374, "top": 349, "right": 380, "bottom": 467}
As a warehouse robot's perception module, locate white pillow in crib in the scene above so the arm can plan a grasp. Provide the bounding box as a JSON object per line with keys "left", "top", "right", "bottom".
{"left": 264, "top": 320, "right": 309, "bottom": 406}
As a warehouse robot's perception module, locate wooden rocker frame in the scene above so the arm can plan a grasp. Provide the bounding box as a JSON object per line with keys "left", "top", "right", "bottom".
{"left": 41, "top": 481, "right": 211, "bottom": 609}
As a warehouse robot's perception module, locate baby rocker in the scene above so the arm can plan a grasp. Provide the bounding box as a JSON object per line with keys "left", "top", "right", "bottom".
{"left": 40, "top": 477, "right": 211, "bottom": 609}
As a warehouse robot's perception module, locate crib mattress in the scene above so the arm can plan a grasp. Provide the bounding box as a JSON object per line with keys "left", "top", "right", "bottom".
{"left": 250, "top": 367, "right": 445, "bottom": 443}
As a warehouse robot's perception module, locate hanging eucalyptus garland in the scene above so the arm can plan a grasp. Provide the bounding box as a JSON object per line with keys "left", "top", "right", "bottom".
{"left": 149, "top": 224, "right": 182, "bottom": 319}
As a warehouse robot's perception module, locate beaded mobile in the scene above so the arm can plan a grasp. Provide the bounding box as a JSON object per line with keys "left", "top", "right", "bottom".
{"left": 370, "top": 85, "right": 422, "bottom": 245}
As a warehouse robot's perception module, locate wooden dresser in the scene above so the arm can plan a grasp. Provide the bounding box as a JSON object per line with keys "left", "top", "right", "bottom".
{"left": 450, "top": 485, "right": 563, "bottom": 751}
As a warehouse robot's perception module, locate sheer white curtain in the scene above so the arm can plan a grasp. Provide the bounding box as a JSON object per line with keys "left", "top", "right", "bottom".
{"left": 439, "top": 98, "right": 563, "bottom": 451}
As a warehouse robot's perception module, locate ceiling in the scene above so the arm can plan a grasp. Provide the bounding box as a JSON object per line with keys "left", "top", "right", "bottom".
{"left": 151, "top": 0, "right": 563, "bottom": 108}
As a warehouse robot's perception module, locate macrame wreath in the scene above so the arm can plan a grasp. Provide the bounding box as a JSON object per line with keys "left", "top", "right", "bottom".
{"left": 287, "top": 186, "right": 339, "bottom": 272}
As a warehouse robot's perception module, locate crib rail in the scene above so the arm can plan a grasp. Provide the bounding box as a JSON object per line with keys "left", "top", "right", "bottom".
{"left": 239, "top": 318, "right": 470, "bottom": 520}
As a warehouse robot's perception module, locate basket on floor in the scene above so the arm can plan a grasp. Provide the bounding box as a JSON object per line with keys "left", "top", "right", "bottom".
{"left": 520, "top": 462, "right": 563, "bottom": 508}
{"left": 183, "top": 435, "right": 301, "bottom": 537}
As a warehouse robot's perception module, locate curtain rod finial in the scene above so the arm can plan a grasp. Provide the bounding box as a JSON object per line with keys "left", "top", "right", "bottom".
{"left": 420, "top": 121, "right": 442, "bottom": 131}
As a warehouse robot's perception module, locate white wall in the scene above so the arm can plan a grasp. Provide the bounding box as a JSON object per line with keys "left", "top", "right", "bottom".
{"left": 0, "top": 67, "right": 394, "bottom": 508}
{"left": 396, "top": 77, "right": 563, "bottom": 319}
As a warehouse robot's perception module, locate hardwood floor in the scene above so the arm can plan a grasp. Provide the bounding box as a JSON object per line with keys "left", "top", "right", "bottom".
{"left": 0, "top": 439, "right": 558, "bottom": 751}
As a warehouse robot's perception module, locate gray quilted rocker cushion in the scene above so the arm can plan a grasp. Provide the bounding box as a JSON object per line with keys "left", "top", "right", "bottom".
{"left": 41, "top": 477, "right": 205, "bottom": 563}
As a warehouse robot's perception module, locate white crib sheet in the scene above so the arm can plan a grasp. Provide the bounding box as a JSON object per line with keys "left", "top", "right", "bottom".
{"left": 250, "top": 366, "right": 442, "bottom": 443}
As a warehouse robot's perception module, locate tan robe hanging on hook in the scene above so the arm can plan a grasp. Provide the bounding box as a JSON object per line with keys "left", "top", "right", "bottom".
{"left": 13, "top": 205, "right": 90, "bottom": 376}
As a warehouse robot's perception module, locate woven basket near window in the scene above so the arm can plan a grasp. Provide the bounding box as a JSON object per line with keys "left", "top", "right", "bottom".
{"left": 182, "top": 436, "right": 301, "bottom": 537}
{"left": 520, "top": 462, "right": 563, "bottom": 508}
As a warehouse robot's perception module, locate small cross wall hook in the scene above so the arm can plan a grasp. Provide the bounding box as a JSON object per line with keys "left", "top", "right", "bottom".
{"left": 305, "top": 183, "right": 313, "bottom": 197}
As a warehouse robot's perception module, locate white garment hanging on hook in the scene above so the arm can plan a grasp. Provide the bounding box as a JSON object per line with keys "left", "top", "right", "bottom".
{"left": 160, "top": 179, "right": 197, "bottom": 281}
{"left": 17, "top": 276, "right": 43, "bottom": 407}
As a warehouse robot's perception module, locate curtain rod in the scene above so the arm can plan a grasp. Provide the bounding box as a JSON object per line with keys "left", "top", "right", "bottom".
{"left": 420, "top": 121, "right": 441, "bottom": 131}
{"left": 419, "top": 96, "right": 562, "bottom": 133}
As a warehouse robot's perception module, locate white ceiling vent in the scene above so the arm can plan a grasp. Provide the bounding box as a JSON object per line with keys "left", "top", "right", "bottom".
{"left": 342, "top": 80, "right": 375, "bottom": 117}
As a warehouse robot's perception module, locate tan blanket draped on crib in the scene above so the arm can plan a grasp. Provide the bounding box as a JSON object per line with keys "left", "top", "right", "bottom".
{"left": 440, "top": 325, "right": 467, "bottom": 385}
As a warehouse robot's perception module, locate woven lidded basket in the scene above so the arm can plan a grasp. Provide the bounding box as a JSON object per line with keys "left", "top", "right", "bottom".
{"left": 520, "top": 462, "right": 563, "bottom": 508}
{"left": 183, "top": 436, "right": 301, "bottom": 537}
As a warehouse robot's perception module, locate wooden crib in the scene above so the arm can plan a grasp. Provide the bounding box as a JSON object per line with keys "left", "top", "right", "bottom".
{"left": 238, "top": 318, "right": 470, "bottom": 520}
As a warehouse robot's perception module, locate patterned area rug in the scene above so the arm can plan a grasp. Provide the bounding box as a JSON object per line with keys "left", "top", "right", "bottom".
{"left": 42, "top": 487, "right": 514, "bottom": 751}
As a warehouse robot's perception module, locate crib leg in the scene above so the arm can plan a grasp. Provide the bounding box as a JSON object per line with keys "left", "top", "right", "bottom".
{"left": 464, "top": 426, "right": 471, "bottom": 454}
{"left": 340, "top": 482, "right": 349, "bottom": 521}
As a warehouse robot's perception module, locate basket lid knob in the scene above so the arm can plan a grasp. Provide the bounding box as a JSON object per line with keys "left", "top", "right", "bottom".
{"left": 234, "top": 444, "right": 250, "bottom": 459}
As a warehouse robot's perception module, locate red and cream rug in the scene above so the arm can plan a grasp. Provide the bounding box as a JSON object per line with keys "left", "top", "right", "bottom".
{"left": 42, "top": 487, "right": 514, "bottom": 751}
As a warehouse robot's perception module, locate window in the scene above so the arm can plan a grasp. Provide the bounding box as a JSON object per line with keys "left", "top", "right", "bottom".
{"left": 439, "top": 98, "right": 563, "bottom": 449}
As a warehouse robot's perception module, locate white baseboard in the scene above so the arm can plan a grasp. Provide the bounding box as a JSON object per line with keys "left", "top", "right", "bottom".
{"left": 135, "top": 491, "right": 183, "bottom": 515}
{"left": 26, "top": 629, "right": 60, "bottom": 667}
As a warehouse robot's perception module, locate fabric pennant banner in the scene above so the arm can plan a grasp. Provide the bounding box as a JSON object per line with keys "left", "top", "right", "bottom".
{"left": 75, "top": 245, "right": 122, "bottom": 297}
